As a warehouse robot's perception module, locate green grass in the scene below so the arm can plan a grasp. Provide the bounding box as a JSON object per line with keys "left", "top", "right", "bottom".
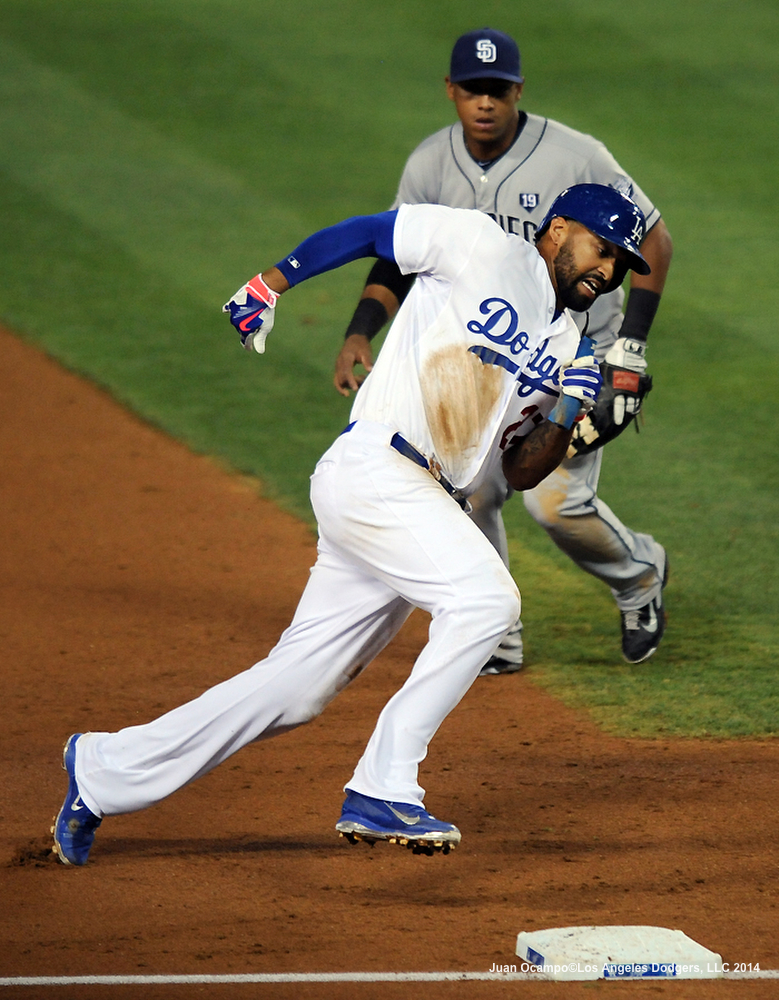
{"left": 505, "top": 533, "right": 777, "bottom": 737}
{"left": 0, "top": 0, "right": 776, "bottom": 736}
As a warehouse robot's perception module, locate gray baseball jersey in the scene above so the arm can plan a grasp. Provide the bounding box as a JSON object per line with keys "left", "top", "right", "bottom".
{"left": 391, "top": 112, "right": 662, "bottom": 354}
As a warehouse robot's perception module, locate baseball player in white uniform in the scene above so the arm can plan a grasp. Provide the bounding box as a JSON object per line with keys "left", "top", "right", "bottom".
{"left": 335, "top": 29, "right": 674, "bottom": 669}
{"left": 52, "top": 184, "right": 650, "bottom": 865}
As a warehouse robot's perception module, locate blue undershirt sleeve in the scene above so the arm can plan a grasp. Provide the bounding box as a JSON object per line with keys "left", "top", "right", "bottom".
{"left": 275, "top": 211, "right": 398, "bottom": 287}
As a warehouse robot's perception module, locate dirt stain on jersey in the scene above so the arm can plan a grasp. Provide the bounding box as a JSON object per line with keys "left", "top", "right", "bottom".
{"left": 420, "top": 345, "right": 503, "bottom": 465}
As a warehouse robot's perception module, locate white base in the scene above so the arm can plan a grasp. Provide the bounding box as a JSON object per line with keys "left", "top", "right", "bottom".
{"left": 515, "top": 925, "right": 724, "bottom": 981}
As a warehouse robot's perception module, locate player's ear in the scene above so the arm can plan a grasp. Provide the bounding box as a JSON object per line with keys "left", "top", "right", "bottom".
{"left": 445, "top": 77, "right": 456, "bottom": 101}
{"left": 546, "top": 216, "right": 570, "bottom": 248}
{"left": 514, "top": 82, "right": 524, "bottom": 103}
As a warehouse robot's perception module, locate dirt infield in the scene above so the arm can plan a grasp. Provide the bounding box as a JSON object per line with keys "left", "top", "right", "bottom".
{"left": 1, "top": 326, "right": 777, "bottom": 1000}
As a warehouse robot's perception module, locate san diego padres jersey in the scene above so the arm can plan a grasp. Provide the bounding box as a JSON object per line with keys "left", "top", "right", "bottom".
{"left": 350, "top": 203, "right": 580, "bottom": 491}
{"left": 390, "top": 113, "right": 661, "bottom": 355}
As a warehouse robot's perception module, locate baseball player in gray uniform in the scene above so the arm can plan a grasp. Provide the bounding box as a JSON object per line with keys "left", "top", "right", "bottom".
{"left": 335, "top": 28, "right": 674, "bottom": 669}
{"left": 52, "top": 183, "right": 650, "bottom": 864}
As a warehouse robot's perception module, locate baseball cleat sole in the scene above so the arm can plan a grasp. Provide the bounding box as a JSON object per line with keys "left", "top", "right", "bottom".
{"left": 338, "top": 829, "right": 455, "bottom": 855}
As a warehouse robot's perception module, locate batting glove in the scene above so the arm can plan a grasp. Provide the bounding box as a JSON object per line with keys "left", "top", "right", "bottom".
{"left": 223, "top": 274, "right": 278, "bottom": 354}
{"left": 603, "top": 337, "right": 648, "bottom": 426}
{"left": 557, "top": 354, "right": 603, "bottom": 413}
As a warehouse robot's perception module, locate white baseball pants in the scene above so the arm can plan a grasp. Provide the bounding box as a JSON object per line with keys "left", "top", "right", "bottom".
{"left": 469, "top": 448, "right": 664, "bottom": 612}
{"left": 74, "top": 420, "right": 519, "bottom": 818}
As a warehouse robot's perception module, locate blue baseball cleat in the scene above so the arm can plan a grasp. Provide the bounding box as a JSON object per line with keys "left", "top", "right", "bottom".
{"left": 51, "top": 734, "right": 102, "bottom": 866}
{"left": 335, "top": 789, "right": 460, "bottom": 855}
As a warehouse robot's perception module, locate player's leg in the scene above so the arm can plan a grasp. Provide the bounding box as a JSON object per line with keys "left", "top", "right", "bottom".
{"left": 467, "top": 471, "right": 524, "bottom": 675}
{"left": 69, "top": 548, "right": 412, "bottom": 820}
{"left": 318, "top": 423, "right": 520, "bottom": 806}
{"left": 522, "top": 448, "right": 667, "bottom": 662}
{"left": 55, "top": 421, "right": 517, "bottom": 860}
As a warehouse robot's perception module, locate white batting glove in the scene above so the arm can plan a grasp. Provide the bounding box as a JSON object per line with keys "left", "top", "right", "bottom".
{"left": 605, "top": 336, "right": 647, "bottom": 372}
{"left": 223, "top": 274, "right": 278, "bottom": 354}
{"left": 557, "top": 354, "right": 603, "bottom": 414}
{"left": 604, "top": 337, "right": 648, "bottom": 425}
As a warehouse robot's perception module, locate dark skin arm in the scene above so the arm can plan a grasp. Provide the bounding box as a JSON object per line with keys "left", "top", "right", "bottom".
{"left": 629, "top": 218, "right": 672, "bottom": 298}
{"left": 502, "top": 419, "right": 574, "bottom": 492}
{"left": 334, "top": 283, "right": 398, "bottom": 395}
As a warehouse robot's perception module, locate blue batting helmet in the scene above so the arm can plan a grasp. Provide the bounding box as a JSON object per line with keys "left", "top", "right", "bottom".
{"left": 535, "top": 183, "right": 651, "bottom": 290}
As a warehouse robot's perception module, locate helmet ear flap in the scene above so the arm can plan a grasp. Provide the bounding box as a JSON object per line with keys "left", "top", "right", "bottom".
{"left": 605, "top": 258, "right": 630, "bottom": 294}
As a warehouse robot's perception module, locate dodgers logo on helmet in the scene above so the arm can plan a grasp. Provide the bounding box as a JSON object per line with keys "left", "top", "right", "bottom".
{"left": 476, "top": 39, "right": 497, "bottom": 63}
{"left": 629, "top": 214, "right": 644, "bottom": 247}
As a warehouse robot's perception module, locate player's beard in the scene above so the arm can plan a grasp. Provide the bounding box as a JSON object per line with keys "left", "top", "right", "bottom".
{"left": 553, "top": 243, "right": 604, "bottom": 312}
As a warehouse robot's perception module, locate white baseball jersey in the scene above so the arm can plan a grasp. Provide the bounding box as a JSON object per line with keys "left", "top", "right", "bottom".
{"left": 350, "top": 203, "right": 579, "bottom": 491}
{"left": 391, "top": 113, "right": 661, "bottom": 352}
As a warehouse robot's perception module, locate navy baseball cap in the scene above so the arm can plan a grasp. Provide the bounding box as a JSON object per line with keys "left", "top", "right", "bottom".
{"left": 449, "top": 28, "right": 523, "bottom": 85}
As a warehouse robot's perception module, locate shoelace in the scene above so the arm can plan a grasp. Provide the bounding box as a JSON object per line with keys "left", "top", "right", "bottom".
{"left": 623, "top": 609, "right": 641, "bottom": 631}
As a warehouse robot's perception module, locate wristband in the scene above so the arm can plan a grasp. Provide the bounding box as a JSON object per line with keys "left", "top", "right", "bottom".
{"left": 619, "top": 288, "right": 660, "bottom": 343}
{"left": 547, "top": 401, "right": 580, "bottom": 430}
{"left": 345, "top": 298, "right": 389, "bottom": 341}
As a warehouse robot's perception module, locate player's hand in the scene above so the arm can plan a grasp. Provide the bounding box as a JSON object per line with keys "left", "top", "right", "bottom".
{"left": 334, "top": 333, "right": 374, "bottom": 397}
{"left": 223, "top": 274, "right": 279, "bottom": 354}
{"left": 604, "top": 336, "right": 647, "bottom": 425}
{"left": 556, "top": 354, "right": 603, "bottom": 413}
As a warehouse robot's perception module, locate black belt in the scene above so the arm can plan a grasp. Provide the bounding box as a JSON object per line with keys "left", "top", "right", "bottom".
{"left": 341, "top": 422, "right": 471, "bottom": 512}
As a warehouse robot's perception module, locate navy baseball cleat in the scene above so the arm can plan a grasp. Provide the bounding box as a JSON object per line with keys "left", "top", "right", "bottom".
{"left": 621, "top": 551, "right": 669, "bottom": 664}
{"left": 336, "top": 790, "right": 461, "bottom": 855}
{"left": 480, "top": 620, "right": 524, "bottom": 676}
{"left": 51, "top": 734, "right": 102, "bottom": 866}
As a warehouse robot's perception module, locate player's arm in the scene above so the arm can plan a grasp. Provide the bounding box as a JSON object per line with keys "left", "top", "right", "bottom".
{"left": 261, "top": 267, "right": 290, "bottom": 295}
{"left": 223, "top": 212, "right": 399, "bottom": 353}
{"left": 335, "top": 260, "right": 416, "bottom": 396}
{"left": 598, "top": 217, "right": 674, "bottom": 428}
{"left": 334, "top": 149, "right": 437, "bottom": 395}
{"left": 502, "top": 421, "right": 573, "bottom": 492}
{"left": 503, "top": 348, "right": 603, "bottom": 491}
{"left": 582, "top": 147, "right": 673, "bottom": 347}
{"left": 619, "top": 217, "right": 673, "bottom": 343}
